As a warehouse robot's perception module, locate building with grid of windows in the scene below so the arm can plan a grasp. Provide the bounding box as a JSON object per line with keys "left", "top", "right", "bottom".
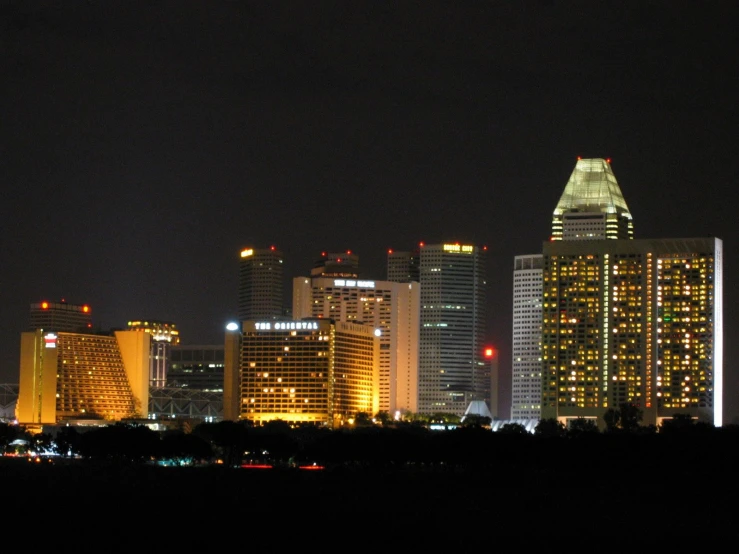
{"left": 238, "top": 246, "right": 284, "bottom": 323}
{"left": 223, "top": 319, "right": 379, "bottom": 427}
{"left": 512, "top": 158, "right": 634, "bottom": 421}
{"left": 292, "top": 275, "right": 419, "bottom": 416}
{"left": 388, "top": 242, "right": 488, "bottom": 418}
{"left": 511, "top": 254, "right": 544, "bottom": 419}
{"left": 541, "top": 237, "right": 723, "bottom": 427}
{"left": 16, "top": 329, "right": 150, "bottom": 425}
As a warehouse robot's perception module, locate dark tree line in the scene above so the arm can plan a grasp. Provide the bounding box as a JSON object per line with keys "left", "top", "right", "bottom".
{"left": 2, "top": 403, "right": 737, "bottom": 471}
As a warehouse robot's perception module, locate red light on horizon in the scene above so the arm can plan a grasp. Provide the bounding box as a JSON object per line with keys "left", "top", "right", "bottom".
{"left": 82, "top": 305, "right": 90, "bottom": 313}
{"left": 606, "top": 158, "right": 612, "bottom": 163}
{"left": 419, "top": 242, "right": 425, "bottom": 247}
{"left": 388, "top": 249, "right": 393, "bottom": 254}
{"left": 346, "top": 250, "right": 352, "bottom": 254}
{"left": 41, "top": 302, "right": 49, "bottom": 309}
{"left": 270, "top": 245, "right": 276, "bottom": 251}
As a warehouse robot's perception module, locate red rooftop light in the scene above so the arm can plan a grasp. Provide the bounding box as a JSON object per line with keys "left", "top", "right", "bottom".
{"left": 41, "top": 302, "right": 49, "bottom": 309}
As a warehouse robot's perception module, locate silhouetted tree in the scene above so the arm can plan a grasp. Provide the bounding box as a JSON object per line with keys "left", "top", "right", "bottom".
{"left": 497, "top": 422, "right": 529, "bottom": 436}
{"left": 374, "top": 411, "right": 392, "bottom": 426}
{"left": 602, "top": 408, "right": 621, "bottom": 433}
{"left": 619, "top": 403, "right": 643, "bottom": 432}
{"left": 534, "top": 418, "right": 566, "bottom": 438}
{"left": 354, "top": 411, "right": 373, "bottom": 426}
{"left": 460, "top": 414, "right": 492, "bottom": 429}
{"left": 567, "top": 417, "right": 599, "bottom": 438}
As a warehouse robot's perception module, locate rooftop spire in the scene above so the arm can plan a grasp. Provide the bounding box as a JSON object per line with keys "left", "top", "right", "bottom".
{"left": 551, "top": 158, "right": 634, "bottom": 240}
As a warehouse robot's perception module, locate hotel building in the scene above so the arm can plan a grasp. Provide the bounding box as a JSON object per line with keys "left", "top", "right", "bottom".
{"left": 551, "top": 157, "right": 634, "bottom": 241}
{"left": 17, "top": 329, "right": 150, "bottom": 425}
{"left": 224, "top": 319, "right": 380, "bottom": 427}
{"left": 293, "top": 275, "right": 420, "bottom": 416}
{"left": 512, "top": 157, "right": 635, "bottom": 421}
{"left": 388, "top": 242, "right": 487, "bottom": 418}
{"left": 541, "top": 237, "right": 723, "bottom": 427}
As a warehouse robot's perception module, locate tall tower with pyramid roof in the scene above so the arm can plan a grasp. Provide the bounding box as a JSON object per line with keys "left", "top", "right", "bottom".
{"left": 551, "top": 158, "right": 634, "bottom": 241}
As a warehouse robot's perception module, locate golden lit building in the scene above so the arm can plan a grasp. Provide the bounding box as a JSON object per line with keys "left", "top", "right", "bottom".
{"left": 541, "top": 237, "right": 723, "bottom": 427}
{"left": 224, "top": 319, "right": 379, "bottom": 427}
{"left": 17, "top": 329, "right": 150, "bottom": 425}
{"left": 127, "top": 319, "right": 180, "bottom": 388}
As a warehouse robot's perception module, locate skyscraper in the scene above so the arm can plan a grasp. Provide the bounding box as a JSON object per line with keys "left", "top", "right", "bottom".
{"left": 28, "top": 299, "right": 92, "bottom": 333}
{"left": 238, "top": 246, "right": 284, "bottom": 322}
{"left": 388, "top": 242, "right": 487, "bottom": 417}
{"left": 511, "top": 254, "right": 543, "bottom": 419}
{"left": 541, "top": 237, "right": 723, "bottom": 427}
{"left": 551, "top": 157, "right": 634, "bottom": 241}
{"left": 511, "top": 157, "right": 634, "bottom": 420}
{"left": 293, "top": 275, "right": 420, "bottom": 416}
{"left": 311, "top": 250, "right": 360, "bottom": 278}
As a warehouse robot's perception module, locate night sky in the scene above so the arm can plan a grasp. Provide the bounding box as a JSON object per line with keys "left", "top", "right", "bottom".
{"left": 2, "top": 1, "right": 737, "bottom": 422}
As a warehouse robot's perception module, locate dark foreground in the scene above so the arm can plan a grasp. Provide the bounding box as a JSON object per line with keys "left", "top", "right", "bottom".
{"left": 3, "top": 453, "right": 739, "bottom": 547}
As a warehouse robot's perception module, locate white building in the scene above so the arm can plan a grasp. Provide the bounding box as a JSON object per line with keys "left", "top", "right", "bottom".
{"left": 292, "top": 276, "right": 420, "bottom": 416}
{"left": 511, "top": 254, "right": 543, "bottom": 419}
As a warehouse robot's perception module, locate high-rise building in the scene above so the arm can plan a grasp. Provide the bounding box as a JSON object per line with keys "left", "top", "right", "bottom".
{"left": 127, "top": 319, "right": 180, "bottom": 388}
{"left": 511, "top": 254, "right": 544, "bottom": 420}
{"left": 541, "top": 237, "right": 723, "bottom": 427}
{"left": 223, "top": 319, "right": 379, "bottom": 427}
{"left": 388, "top": 242, "right": 488, "bottom": 417}
{"left": 293, "top": 275, "right": 420, "bottom": 416}
{"left": 511, "top": 158, "right": 634, "bottom": 421}
{"left": 311, "top": 250, "right": 360, "bottom": 278}
{"left": 551, "top": 157, "right": 634, "bottom": 241}
{"left": 17, "top": 329, "right": 150, "bottom": 425}
{"left": 28, "top": 299, "right": 92, "bottom": 333}
{"left": 238, "top": 246, "right": 284, "bottom": 322}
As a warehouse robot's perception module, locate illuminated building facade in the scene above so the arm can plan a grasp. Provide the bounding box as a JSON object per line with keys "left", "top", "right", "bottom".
{"left": 17, "top": 329, "right": 150, "bottom": 425}
{"left": 238, "top": 246, "right": 284, "bottom": 322}
{"left": 127, "top": 319, "right": 180, "bottom": 388}
{"left": 292, "top": 276, "right": 420, "bottom": 416}
{"left": 511, "top": 254, "right": 543, "bottom": 420}
{"left": 28, "top": 299, "right": 92, "bottom": 333}
{"left": 223, "top": 319, "right": 379, "bottom": 427}
{"left": 541, "top": 238, "right": 723, "bottom": 427}
{"left": 512, "top": 158, "right": 634, "bottom": 421}
{"left": 388, "top": 242, "right": 488, "bottom": 418}
{"left": 551, "top": 158, "right": 634, "bottom": 241}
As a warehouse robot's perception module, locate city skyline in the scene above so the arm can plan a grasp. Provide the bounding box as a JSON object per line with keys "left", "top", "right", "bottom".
{"left": 1, "top": 2, "right": 737, "bottom": 422}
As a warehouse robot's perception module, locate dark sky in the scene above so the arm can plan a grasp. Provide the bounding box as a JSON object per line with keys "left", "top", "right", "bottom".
{"left": 2, "top": 1, "right": 737, "bottom": 421}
